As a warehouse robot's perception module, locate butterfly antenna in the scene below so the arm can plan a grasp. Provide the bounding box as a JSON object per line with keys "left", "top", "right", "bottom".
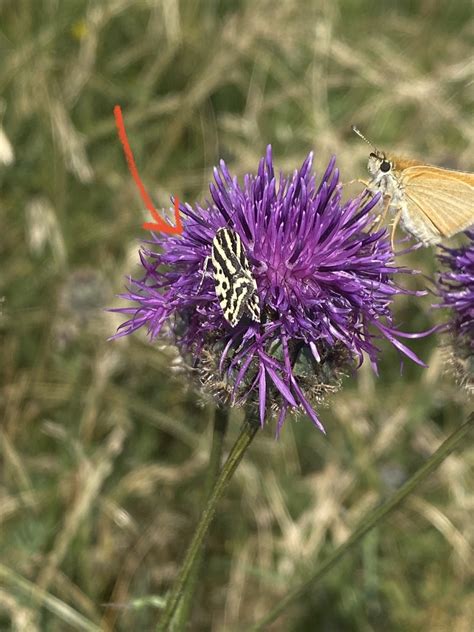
{"left": 351, "top": 125, "right": 379, "bottom": 153}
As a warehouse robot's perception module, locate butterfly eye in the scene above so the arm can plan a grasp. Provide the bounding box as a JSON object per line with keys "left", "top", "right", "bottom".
{"left": 380, "top": 160, "right": 391, "bottom": 173}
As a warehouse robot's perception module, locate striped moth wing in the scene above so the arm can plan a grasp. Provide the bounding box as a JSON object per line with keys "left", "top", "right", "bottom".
{"left": 211, "top": 228, "right": 261, "bottom": 326}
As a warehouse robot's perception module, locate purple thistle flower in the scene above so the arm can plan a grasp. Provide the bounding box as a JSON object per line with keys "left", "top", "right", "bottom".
{"left": 114, "top": 146, "right": 424, "bottom": 433}
{"left": 436, "top": 231, "right": 474, "bottom": 392}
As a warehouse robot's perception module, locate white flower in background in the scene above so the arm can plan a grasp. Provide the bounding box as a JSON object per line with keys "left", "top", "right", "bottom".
{"left": 0, "top": 126, "right": 14, "bottom": 166}
{"left": 26, "top": 197, "right": 67, "bottom": 266}
{"left": 50, "top": 99, "right": 94, "bottom": 183}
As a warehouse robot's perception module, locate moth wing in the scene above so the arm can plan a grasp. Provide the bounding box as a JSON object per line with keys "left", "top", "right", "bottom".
{"left": 211, "top": 228, "right": 260, "bottom": 326}
{"left": 402, "top": 167, "right": 474, "bottom": 238}
{"left": 233, "top": 274, "right": 260, "bottom": 324}
{"left": 237, "top": 234, "right": 261, "bottom": 323}
{"left": 244, "top": 287, "right": 261, "bottom": 322}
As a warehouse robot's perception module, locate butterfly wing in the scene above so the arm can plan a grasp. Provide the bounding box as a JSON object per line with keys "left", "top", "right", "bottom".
{"left": 211, "top": 228, "right": 260, "bottom": 326}
{"left": 402, "top": 166, "right": 474, "bottom": 239}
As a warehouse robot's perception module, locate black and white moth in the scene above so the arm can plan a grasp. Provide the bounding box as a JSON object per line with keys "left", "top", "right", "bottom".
{"left": 211, "top": 228, "right": 261, "bottom": 327}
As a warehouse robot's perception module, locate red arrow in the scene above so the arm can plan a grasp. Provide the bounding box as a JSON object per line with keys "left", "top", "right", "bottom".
{"left": 113, "top": 105, "right": 182, "bottom": 235}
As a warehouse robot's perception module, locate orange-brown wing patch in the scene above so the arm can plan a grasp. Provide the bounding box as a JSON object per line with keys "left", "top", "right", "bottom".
{"left": 402, "top": 164, "right": 474, "bottom": 184}
{"left": 391, "top": 156, "right": 426, "bottom": 171}
{"left": 401, "top": 167, "right": 474, "bottom": 237}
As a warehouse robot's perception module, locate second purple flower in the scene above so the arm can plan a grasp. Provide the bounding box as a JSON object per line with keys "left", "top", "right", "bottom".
{"left": 436, "top": 231, "right": 474, "bottom": 393}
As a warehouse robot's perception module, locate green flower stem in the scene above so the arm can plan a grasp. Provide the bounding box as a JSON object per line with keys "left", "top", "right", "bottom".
{"left": 250, "top": 413, "right": 474, "bottom": 631}
{"left": 157, "top": 411, "right": 260, "bottom": 631}
{"left": 173, "top": 405, "right": 230, "bottom": 629}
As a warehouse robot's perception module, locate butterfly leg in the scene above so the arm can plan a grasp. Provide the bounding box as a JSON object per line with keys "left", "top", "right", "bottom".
{"left": 372, "top": 194, "right": 391, "bottom": 231}
{"left": 390, "top": 210, "right": 403, "bottom": 250}
{"left": 342, "top": 178, "right": 370, "bottom": 188}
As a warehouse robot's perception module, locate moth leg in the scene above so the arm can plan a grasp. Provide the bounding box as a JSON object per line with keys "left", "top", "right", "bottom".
{"left": 390, "top": 210, "right": 403, "bottom": 250}
{"left": 197, "top": 255, "right": 211, "bottom": 292}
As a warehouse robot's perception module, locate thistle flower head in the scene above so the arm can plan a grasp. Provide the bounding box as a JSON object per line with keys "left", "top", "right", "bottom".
{"left": 114, "top": 146, "right": 423, "bottom": 432}
{"left": 436, "top": 231, "right": 474, "bottom": 392}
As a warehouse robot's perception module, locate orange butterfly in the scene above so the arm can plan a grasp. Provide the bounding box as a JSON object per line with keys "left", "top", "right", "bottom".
{"left": 352, "top": 126, "right": 474, "bottom": 246}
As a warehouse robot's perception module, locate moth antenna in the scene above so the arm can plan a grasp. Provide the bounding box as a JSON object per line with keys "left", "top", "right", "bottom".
{"left": 351, "top": 125, "right": 380, "bottom": 154}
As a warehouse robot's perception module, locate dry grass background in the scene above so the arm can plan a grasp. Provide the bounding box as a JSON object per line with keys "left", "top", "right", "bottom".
{"left": 0, "top": 1, "right": 473, "bottom": 630}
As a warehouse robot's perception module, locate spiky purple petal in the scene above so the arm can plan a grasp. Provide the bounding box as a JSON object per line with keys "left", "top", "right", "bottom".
{"left": 114, "top": 146, "right": 425, "bottom": 431}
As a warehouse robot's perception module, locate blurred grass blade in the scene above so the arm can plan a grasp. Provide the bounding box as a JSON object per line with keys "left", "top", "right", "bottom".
{"left": 0, "top": 563, "right": 101, "bottom": 632}
{"left": 250, "top": 413, "right": 474, "bottom": 630}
